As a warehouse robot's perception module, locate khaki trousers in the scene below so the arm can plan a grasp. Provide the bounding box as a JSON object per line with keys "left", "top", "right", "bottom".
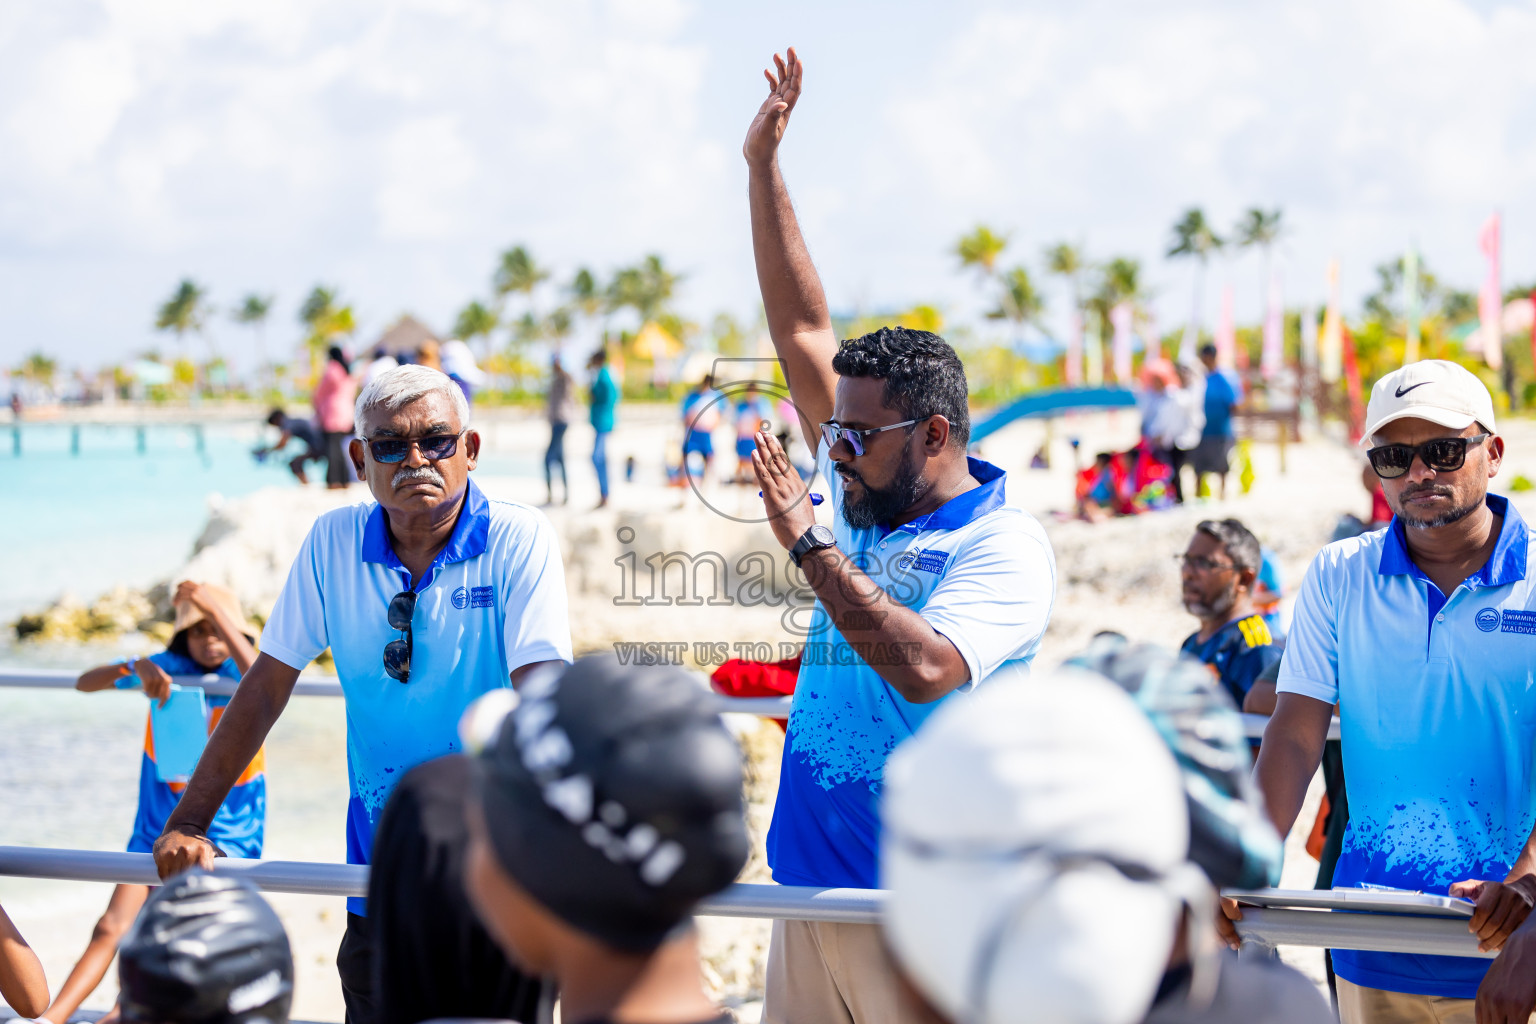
{"left": 763, "top": 918, "right": 930, "bottom": 1024}
{"left": 1338, "top": 977, "right": 1481, "bottom": 1024}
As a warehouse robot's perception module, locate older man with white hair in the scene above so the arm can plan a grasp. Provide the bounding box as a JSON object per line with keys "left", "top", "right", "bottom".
{"left": 152, "top": 364, "right": 572, "bottom": 1024}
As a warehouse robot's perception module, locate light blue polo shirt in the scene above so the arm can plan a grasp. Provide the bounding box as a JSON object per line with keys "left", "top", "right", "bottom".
{"left": 768, "top": 443, "right": 1057, "bottom": 889}
{"left": 261, "top": 478, "right": 573, "bottom": 914}
{"left": 1278, "top": 493, "right": 1536, "bottom": 997}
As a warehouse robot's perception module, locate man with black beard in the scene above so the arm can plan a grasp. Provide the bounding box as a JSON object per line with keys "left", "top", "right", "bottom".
{"left": 1177, "top": 518, "right": 1282, "bottom": 714}
{"left": 744, "top": 48, "right": 1057, "bottom": 1024}
{"left": 1233, "top": 360, "right": 1536, "bottom": 1024}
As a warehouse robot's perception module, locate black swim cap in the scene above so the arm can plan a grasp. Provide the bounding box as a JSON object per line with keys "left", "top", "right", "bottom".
{"left": 467, "top": 655, "right": 750, "bottom": 952}
{"left": 119, "top": 871, "right": 293, "bottom": 1024}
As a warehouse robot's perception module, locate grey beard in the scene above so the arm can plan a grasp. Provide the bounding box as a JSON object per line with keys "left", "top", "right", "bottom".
{"left": 1400, "top": 500, "right": 1481, "bottom": 529}
{"left": 393, "top": 464, "right": 445, "bottom": 489}
{"left": 1184, "top": 586, "right": 1237, "bottom": 622}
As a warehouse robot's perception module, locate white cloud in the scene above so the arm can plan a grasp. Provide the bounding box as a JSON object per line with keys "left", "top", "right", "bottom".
{"left": 4, "top": 0, "right": 1536, "bottom": 369}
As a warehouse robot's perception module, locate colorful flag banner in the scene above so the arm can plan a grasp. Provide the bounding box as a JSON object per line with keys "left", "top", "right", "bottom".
{"left": 1403, "top": 246, "right": 1421, "bottom": 365}
{"left": 1110, "top": 302, "right": 1133, "bottom": 383}
{"left": 1479, "top": 212, "right": 1503, "bottom": 370}
{"left": 1530, "top": 288, "right": 1536, "bottom": 373}
{"left": 1084, "top": 312, "right": 1104, "bottom": 386}
{"left": 1065, "top": 309, "right": 1083, "bottom": 386}
{"left": 1320, "top": 259, "right": 1343, "bottom": 384}
{"left": 1143, "top": 311, "right": 1161, "bottom": 363}
{"left": 1342, "top": 324, "right": 1365, "bottom": 444}
{"left": 1261, "top": 269, "right": 1283, "bottom": 379}
{"left": 1215, "top": 284, "right": 1236, "bottom": 369}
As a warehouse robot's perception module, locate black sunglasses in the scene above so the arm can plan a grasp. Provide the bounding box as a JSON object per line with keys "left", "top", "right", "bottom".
{"left": 383, "top": 590, "right": 416, "bottom": 683}
{"left": 819, "top": 418, "right": 922, "bottom": 457}
{"left": 1367, "top": 433, "right": 1490, "bottom": 480}
{"left": 364, "top": 431, "right": 465, "bottom": 464}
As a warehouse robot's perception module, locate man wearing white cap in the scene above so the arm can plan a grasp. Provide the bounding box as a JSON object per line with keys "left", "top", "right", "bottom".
{"left": 1246, "top": 359, "right": 1536, "bottom": 1021}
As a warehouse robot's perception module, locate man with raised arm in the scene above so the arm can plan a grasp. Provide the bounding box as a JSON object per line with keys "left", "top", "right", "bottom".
{"left": 743, "top": 48, "right": 1057, "bottom": 1024}
{"left": 151, "top": 364, "right": 572, "bottom": 1024}
{"left": 1244, "top": 361, "right": 1536, "bottom": 1023}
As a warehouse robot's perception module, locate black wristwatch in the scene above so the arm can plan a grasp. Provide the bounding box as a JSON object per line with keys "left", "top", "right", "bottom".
{"left": 790, "top": 524, "right": 838, "bottom": 568}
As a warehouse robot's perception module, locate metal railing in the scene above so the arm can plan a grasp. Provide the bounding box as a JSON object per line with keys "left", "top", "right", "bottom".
{"left": 0, "top": 669, "right": 1341, "bottom": 738}
{"left": 0, "top": 846, "right": 1489, "bottom": 956}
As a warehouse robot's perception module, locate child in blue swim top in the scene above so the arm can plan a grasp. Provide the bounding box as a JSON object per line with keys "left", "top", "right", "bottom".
{"left": 39, "top": 581, "right": 265, "bottom": 1024}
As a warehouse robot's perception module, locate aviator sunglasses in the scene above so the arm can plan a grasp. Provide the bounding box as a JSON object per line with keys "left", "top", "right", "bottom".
{"left": 363, "top": 431, "right": 466, "bottom": 464}
{"left": 1366, "top": 433, "right": 1489, "bottom": 480}
{"left": 819, "top": 418, "right": 922, "bottom": 457}
{"left": 383, "top": 590, "right": 416, "bottom": 683}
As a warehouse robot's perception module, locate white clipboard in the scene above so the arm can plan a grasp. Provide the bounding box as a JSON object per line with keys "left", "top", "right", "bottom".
{"left": 1227, "top": 887, "right": 1474, "bottom": 918}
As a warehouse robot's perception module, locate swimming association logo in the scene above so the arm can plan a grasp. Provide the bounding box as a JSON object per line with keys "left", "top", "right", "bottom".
{"left": 1476, "top": 607, "right": 1502, "bottom": 633}
{"left": 452, "top": 586, "right": 470, "bottom": 610}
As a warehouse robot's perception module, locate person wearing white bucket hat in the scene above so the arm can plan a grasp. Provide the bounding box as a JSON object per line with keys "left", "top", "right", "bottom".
{"left": 882, "top": 668, "right": 1327, "bottom": 1024}
{"left": 1246, "top": 359, "right": 1536, "bottom": 1022}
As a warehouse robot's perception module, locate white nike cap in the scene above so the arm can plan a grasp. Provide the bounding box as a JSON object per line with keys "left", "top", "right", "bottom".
{"left": 1362, "top": 359, "right": 1496, "bottom": 445}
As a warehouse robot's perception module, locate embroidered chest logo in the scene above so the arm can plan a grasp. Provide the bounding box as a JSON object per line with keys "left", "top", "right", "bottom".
{"left": 897, "top": 548, "right": 951, "bottom": 575}
{"left": 1475, "top": 607, "right": 1502, "bottom": 632}
{"left": 453, "top": 586, "right": 495, "bottom": 610}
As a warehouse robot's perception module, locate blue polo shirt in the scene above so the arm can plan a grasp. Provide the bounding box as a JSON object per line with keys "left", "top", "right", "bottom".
{"left": 261, "top": 478, "right": 573, "bottom": 914}
{"left": 768, "top": 443, "right": 1057, "bottom": 889}
{"left": 1278, "top": 494, "right": 1536, "bottom": 997}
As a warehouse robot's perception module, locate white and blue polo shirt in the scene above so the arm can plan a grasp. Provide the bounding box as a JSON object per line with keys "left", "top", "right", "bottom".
{"left": 767, "top": 443, "right": 1057, "bottom": 890}
{"left": 261, "top": 478, "right": 573, "bottom": 914}
{"left": 1278, "top": 493, "right": 1536, "bottom": 997}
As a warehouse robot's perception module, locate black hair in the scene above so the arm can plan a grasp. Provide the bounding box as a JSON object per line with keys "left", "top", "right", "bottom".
{"left": 328, "top": 346, "right": 350, "bottom": 372}
{"left": 266, "top": 408, "right": 285, "bottom": 426}
{"left": 1197, "top": 343, "right": 1218, "bottom": 359}
{"left": 1194, "top": 518, "right": 1262, "bottom": 574}
{"left": 590, "top": 348, "right": 609, "bottom": 365}
{"left": 830, "top": 326, "right": 970, "bottom": 448}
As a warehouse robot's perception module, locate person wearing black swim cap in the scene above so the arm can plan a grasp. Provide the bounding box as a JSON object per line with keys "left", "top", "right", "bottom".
{"left": 460, "top": 655, "right": 750, "bottom": 1024}
{"left": 118, "top": 871, "right": 292, "bottom": 1024}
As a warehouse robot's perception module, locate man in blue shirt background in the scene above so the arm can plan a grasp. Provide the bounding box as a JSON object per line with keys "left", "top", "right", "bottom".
{"left": 1193, "top": 343, "right": 1241, "bottom": 500}
{"left": 1177, "top": 518, "right": 1282, "bottom": 715}
{"left": 1243, "top": 360, "right": 1536, "bottom": 1023}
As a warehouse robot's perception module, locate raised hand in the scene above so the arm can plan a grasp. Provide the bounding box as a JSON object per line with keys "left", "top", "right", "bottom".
{"left": 743, "top": 47, "right": 802, "bottom": 168}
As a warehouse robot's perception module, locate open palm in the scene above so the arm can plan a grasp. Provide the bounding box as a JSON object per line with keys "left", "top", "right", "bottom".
{"left": 743, "top": 47, "right": 802, "bottom": 166}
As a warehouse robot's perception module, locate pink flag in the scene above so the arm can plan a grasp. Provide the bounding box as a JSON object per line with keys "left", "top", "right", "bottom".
{"left": 1144, "top": 311, "right": 1161, "bottom": 363}
{"left": 1479, "top": 212, "right": 1503, "bottom": 370}
{"left": 1215, "top": 284, "right": 1236, "bottom": 368}
{"left": 1261, "top": 270, "right": 1284, "bottom": 379}
{"left": 1110, "top": 303, "right": 1134, "bottom": 383}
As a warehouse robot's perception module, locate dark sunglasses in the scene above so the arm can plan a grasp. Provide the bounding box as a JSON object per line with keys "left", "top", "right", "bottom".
{"left": 383, "top": 590, "right": 416, "bottom": 684}
{"left": 819, "top": 418, "right": 921, "bottom": 457}
{"left": 1367, "top": 433, "right": 1489, "bottom": 480}
{"left": 1173, "top": 554, "right": 1239, "bottom": 573}
{"left": 364, "top": 431, "right": 465, "bottom": 464}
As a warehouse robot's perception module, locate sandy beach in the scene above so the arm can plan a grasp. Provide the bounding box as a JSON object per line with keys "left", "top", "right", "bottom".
{"left": 8, "top": 404, "right": 1536, "bottom": 1021}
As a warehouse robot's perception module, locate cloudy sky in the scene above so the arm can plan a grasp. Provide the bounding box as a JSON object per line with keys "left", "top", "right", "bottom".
{"left": 4, "top": 0, "right": 1536, "bottom": 371}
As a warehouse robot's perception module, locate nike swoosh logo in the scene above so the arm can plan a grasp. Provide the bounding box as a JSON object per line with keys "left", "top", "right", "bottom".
{"left": 1395, "top": 382, "right": 1431, "bottom": 398}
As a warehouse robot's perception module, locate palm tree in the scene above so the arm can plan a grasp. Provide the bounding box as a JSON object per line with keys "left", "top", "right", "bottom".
{"left": 1235, "top": 207, "right": 1284, "bottom": 350}
{"left": 232, "top": 293, "right": 274, "bottom": 391}
{"left": 1167, "top": 208, "right": 1224, "bottom": 358}
{"left": 607, "top": 254, "right": 681, "bottom": 325}
{"left": 1045, "top": 242, "right": 1087, "bottom": 380}
{"left": 493, "top": 246, "right": 549, "bottom": 306}
{"left": 987, "top": 266, "right": 1045, "bottom": 334}
{"left": 17, "top": 352, "right": 57, "bottom": 389}
{"left": 156, "top": 279, "right": 215, "bottom": 391}
{"left": 567, "top": 267, "right": 607, "bottom": 351}
{"left": 955, "top": 225, "right": 1010, "bottom": 277}
{"left": 453, "top": 301, "right": 500, "bottom": 357}
{"left": 297, "top": 285, "right": 355, "bottom": 378}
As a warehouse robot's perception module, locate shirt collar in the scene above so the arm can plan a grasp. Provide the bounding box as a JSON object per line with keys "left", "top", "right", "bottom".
{"left": 362, "top": 477, "right": 491, "bottom": 577}
{"left": 1377, "top": 492, "right": 1528, "bottom": 586}
{"left": 891, "top": 458, "right": 1008, "bottom": 534}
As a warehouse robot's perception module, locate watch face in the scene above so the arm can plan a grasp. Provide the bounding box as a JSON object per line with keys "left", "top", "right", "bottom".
{"left": 809, "top": 525, "right": 836, "bottom": 545}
